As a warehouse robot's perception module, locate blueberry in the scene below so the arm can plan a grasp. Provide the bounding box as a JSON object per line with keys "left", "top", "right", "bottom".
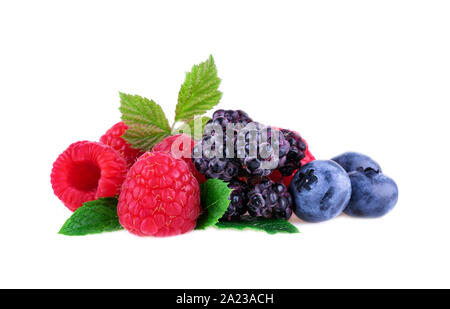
{"left": 290, "top": 160, "right": 352, "bottom": 222}
{"left": 332, "top": 152, "right": 382, "bottom": 173}
{"left": 344, "top": 168, "right": 398, "bottom": 218}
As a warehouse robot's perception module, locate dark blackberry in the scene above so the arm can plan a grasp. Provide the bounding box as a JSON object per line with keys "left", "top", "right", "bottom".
{"left": 247, "top": 178, "right": 293, "bottom": 220}
{"left": 220, "top": 179, "right": 249, "bottom": 222}
{"left": 236, "top": 123, "right": 290, "bottom": 177}
{"left": 204, "top": 109, "right": 253, "bottom": 135}
{"left": 192, "top": 110, "right": 252, "bottom": 181}
{"left": 277, "top": 129, "right": 307, "bottom": 176}
{"left": 192, "top": 134, "right": 241, "bottom": 181}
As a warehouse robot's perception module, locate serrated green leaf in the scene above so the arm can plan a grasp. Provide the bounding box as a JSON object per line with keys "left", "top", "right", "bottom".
{"left": 175, "top": 116, "right": 211, "bottom": 141}
{"left": 122, "top": 123, "right": 170, "bottom": 151}
{"left": 215, "top": 215, "right": 299, "bottom": 235}
{"left": 196, "top": 179, "right": 232, "bottom": 230}
{"left": 59, "top": 197, "right": 123, "bottom": 236}
{"left": 175, "top": 55, "right": 222, "bottom": 123}
{"left": 119, "top": 92, "right": 171, "bottom": 151}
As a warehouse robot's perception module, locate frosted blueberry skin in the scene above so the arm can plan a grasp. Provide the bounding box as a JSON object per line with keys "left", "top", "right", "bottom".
{"left": 290, "top": 160, "right": 352, "bottom": 222}
{"left": 332, "top": 152, "right": 382, "bottom": 173}
{"left": 344, "top": 168, "right": 398, "bottom": 218}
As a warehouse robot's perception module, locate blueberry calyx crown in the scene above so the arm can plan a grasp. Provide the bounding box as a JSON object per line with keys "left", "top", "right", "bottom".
{"left": 294, "top": 169, "right": 318, "bottom": 192}
{"left": 356, "top": 167, "right": 380, "bottom": 177}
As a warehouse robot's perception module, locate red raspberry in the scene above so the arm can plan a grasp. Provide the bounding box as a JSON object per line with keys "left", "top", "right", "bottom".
{"left": 51, "top": 141, "right": 128, "bottom": 211}
{"left": 301, "top": 138, "right": 316, "bottom": 166}
{"left": 153, "top": 134, "right": 206, "bottom": 184}
{"left": 100, "top": 122, "right": 144, "bottom": 167}
{"left": 117, "top": 151, "right": 201, "bottom": 237}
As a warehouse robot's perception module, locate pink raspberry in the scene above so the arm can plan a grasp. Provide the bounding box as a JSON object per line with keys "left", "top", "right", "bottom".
{"left": 153, "top": 134, "right": 206, "bottom": 184}
{"left": 100, "top": 122, "right": 144, "bottom": 167}
{"left": 117, "top": 151, "right": 201, "bottom": 237}
{"left": 51, "top": 141, "right": 128, "bottom": 211}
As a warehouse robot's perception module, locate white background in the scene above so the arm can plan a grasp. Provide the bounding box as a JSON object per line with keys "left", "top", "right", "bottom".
{"left": 1, "top": 0, "right": 449, "bottom": 289}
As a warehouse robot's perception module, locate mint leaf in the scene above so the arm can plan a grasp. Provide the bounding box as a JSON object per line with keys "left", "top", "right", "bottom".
{"left": 196, "top": 179, "right": 232, "bottom": 230}
{"left": 215, "top": 215, "right": 299, "bottom": 235}
{"left": 176, "top": 116, "right": 211, "bottom": 141}
{"left": 119, "top": 92, "right": 171, "bottom": 151}
{"left": 175, "top": 55, "right": 222, "bottom": 123}
{"left": 59, "top": 197, "right": 123, "bottom": 236}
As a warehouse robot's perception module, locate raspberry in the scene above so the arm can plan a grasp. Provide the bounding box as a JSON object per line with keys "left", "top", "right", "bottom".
{"left": 247, "top": 178, "right": 293, "bottom": 220}
{"left": 153, "top": 134, "right": 206, "bottom": 184}
{"left": 302, "top": 140, "right": 316, "bottom": 165}
{"left": 117, "top": 151, "right": 201, "bottom": 237}
{"left": 220, "top": 179, "right": 249, "bottom": 222}
{"left": 100, "top": 122, "right": 144, "bottom": 167}
{"left": 51, "top": 141, "right": 128, "bottom": 211}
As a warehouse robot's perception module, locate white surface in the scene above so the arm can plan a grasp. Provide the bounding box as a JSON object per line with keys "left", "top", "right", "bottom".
{"left": 1, "top": 0, "right": 449, "bottom": 289}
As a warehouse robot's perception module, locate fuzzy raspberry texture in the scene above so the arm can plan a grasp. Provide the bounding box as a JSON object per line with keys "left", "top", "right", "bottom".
{"left": 117, "top": 151, "right": 201, "bottom": 237}
{"left": 51, "top": 141, "right": 128, "bottom": 211}
{"left": 100, "top": 122, "right": 144, "bottom": 167}
{"left": 153, "top": 134, "right": 206, "bottom": 184}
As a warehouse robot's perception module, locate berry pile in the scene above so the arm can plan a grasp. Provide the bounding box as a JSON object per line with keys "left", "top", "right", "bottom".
{"left": 51, "top": 123, "right": 202, "bottom": 237}
{"left": 192, "top": 110, "right": 314, "bottom": 221}
{"left": 51, "top": 56, "right": 398, "bottom": 238}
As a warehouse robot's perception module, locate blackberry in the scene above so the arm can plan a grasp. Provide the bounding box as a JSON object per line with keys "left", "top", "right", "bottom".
{"left": 220, "top": 179, "right": 249, "bottom": 222}
{"left": 192, "top": 110, "right": 252, "bottom": 181}
{"left": 192, "top": 135, "right": 241, "bottom": 181}
{"left": 278, "top": 129, "right": 307, "bottom": 176}
{"left": 204, "top": 109, "right": 253, "bottom": 135}
{"left": 236, "top": 123, "right": 290, "bottom": 177}
{"left": 247, "top": 178, "right": 293, "bottom": 220}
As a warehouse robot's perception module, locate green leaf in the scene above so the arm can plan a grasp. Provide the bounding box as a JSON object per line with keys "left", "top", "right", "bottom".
{"left": 119, "top": 92, "right": 171, "bottom": 151}
{"left": 196, "top": 179, "right": 232, "bottom": 230}
{"left": 175, "top": 55, "right": 222, "bottom": 123}
{"left": 176, "top": 116, "right": 211, "bottom": 141}
{"left": 215, "top": 215, "right": 299, "bottom": 235}
{"left": 59, "top": 197, "right": 123, "bottom": 236}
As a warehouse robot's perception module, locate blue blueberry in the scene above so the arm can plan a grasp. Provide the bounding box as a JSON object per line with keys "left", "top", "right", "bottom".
{"left": 289, "top": 160, "right": 352, "bottom": 222}
{"left": 344, "top": 168, "right": 398, "bottom": 218}
{"left": 332, "top": 152, "right": 382, "bottom": 173}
